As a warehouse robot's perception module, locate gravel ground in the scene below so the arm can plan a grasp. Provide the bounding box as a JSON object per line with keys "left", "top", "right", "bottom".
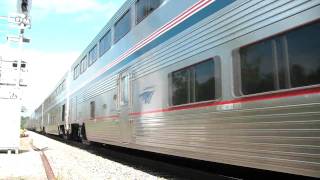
{"left": 29, "top": 131, "right": 166, "bottom": 180}
{"left": 0, "top": 136, "right": 46, "bottom": 180}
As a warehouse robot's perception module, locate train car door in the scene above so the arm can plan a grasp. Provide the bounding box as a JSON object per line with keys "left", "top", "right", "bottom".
{"left": 118, "top": 71, "right": 132, "bottom": 143}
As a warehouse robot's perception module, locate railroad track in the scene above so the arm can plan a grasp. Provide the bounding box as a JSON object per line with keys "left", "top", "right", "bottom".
{"left": 30, "top": 132, "right": 317, "bottom": 180}
{"left": 45, "top": 134, "right": 238, "bottom": 180}
{"left": 31, "top": 144, "right": 56, "bottom": 180}
{"left": 41, "top": 133, "right": 312, "bottom": 180}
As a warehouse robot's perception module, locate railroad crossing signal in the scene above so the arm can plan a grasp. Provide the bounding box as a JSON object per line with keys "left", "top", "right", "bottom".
{"left": 7, "top": 14, "right": 31, "bottom": 28}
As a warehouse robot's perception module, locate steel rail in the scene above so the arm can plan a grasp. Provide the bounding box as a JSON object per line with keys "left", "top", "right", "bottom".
{"left": 31, "top": 144, "right": 56, "bottom": 180}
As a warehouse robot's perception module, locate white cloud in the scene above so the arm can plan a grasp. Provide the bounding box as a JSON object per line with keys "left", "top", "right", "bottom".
{"left": 29, "top": 0, "right": 122, "bottom": 23}
{"left": 3, "top": 0, "right": 124, "bottom": 23}
{"left": 32, "top": 0, "right": 118, "bottom": 14}
{"left": 0, "top": 44, "right": 78, "bottom": 115}
{"left": 4, "top": 0, "right": 121, "bottom": 16}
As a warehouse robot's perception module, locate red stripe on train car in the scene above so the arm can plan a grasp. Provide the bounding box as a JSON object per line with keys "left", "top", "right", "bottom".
{"left": 130, "top": 86, "right": 320, "bottom": 116}
{"left": 82, "top": 115, "right": 119, "bottom": 122}
{"left": 69, "top": 0, "right": 215, "bottom": 97}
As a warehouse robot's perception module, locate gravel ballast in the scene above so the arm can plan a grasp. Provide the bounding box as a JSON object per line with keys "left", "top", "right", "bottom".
{"left": 0, "top": 136, "right": 46, "bottom": 180}
{"left": 29, "top": 131, "right": 166, "bottom": 180}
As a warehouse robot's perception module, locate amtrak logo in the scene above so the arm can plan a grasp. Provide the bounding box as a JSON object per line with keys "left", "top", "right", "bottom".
{"left": 139, "top": 87, "right": 155, "bottom": 104}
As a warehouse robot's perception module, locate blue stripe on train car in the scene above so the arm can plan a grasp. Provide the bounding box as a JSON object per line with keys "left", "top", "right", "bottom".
{"left": 73, "top": 0, "right": 236, "bottom": 96}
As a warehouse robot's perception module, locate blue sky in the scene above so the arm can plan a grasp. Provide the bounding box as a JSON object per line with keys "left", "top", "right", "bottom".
{"left": 0, "top": 0, "right": 126, "bottom": 52}
{"left": 0, "top": 0, "right": 126, "bottom": 114}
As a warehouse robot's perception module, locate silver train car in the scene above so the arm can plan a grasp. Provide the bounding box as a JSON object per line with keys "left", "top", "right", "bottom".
{"left": 29, "top": 0, "right": 320, "bottom": 177}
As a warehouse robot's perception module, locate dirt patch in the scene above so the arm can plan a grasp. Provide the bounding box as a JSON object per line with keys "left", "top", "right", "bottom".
{"left": 19, "top": 136, "right": 31, "bottom": 153}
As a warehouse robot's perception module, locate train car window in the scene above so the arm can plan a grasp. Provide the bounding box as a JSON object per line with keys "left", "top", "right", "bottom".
{"left": 136, "top": 0, "right": 161, "bottom": 24}
{"left": 90, "top": 101, "right": 95, "bottom": 119}
{"left": 171, "top": 59, "right": 216, "bottom": 106}
{"left": 240, "top": 40, "right": 276, "bottom": 95}
{"left": 99, "top": 30, "right": 111, "bottom": 57}
{"left": 238, "top": 21, "right": 320, "bottom": 96}
{"left": 76, "top": 65, "right": 80, "bottom": 78}
{"left": 274, "top": 37, "right": 288, "bottom": 90}
{"left": 194, "top": 60, "right": 215, "bottom": 102}
{"left": 120, "top": 74, "right": 129, "bottom": 105}
{"left": 114, "top": 10, "right": 131, "bottom": 43}
{"left": 287, "top": 22, "right": 320, "bottom": 88}
{"left": 172, "top": 69, "right": 189, "bottom": 105}
{"left": 73, "top": 64, "right": 80, "bottom": 80}
{"left": 61, "top": 104, "right": 65, "bottom": 121}
{"left": 89, "top": 45, "right": 98, "bottom": 66}
{"left": 80, "top": 56, "right": 87, "bottom": 74}
{"left": 61, "top": 80, "right": 65, "bottom": 91}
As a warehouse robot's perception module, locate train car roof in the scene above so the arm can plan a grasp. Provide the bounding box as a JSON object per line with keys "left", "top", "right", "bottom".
{"left": 71, "top": 0, "right": 134, "bottom": 69}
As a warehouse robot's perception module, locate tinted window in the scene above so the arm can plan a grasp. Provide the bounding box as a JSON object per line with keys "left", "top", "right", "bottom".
{"left": 114, "top": 10, "right": 131, "bottom": 43}
{"left": 77, "top": 65, "right": 80, "bottom": 77}
{"left": 61, "top": 80, "right": 65, "bottom": 91}
{"left": 120, "top": 74, "right": 129, "bottom": 105}
{"left": 239, "top": 21, "right": 320, "bottom": 95}
{"left": 136, "top": 0, "right": 161, "bottom": 24}
{"left": 287, "top": 22, "right": 320, "bottom": 87}
{"left": 171, "top": 59, "right": 216, "bottom": 106}
{"left": 62, "top": 104, "right": 65, "bottom": 121}
{"left": 80, "top": 56, "right": 87, "bottom": 73}
{"left": 172, "top": 69, "right": 189, "bottom": 105}
{"left": 275, "top": 37, "right": 288, "bottom": 89}
{"left": 74, "top": 64, "right": 80, "bottom": 80}
{"left": 90, "top": 101, "right": 95, "bottom": 119}
{"left": 99, "top": 30, "right": 111, "bottom": 57}
{"left": 194, "top": 60, "right": 215, "bottom": 102}
{"left": 89, "top": 45, "right": 98, "bottom": 66}
{"left": 240, "top": 40, "right": 276, "bottom": 95}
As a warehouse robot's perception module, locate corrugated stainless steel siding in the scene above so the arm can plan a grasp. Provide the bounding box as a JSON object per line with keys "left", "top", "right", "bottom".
{"left": 86, "top": 119, "right": 121, "bottom": 143}
{"left": 133, "top": 99, "right": 320, "bottom": 177}
{"left": 129, "top": 0, "right": 320, "bottom": 177}
{"left": 132, "top": 0, "right": 320, "bottom": 79}
{"left": 45, "top": 0, "right": 320, "bottom": 177}
{"left": 77, "top": 75, "right": 117, "bottom": 104}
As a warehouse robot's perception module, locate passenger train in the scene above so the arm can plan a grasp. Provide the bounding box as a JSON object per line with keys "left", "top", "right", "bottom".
{"left": 27, "top": 0, "right": 320, "bottom": 178}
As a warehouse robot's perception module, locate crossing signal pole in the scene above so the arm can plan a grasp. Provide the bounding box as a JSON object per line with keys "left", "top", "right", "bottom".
{"left": 0, "top": 0, "right": 32, "bottom": 153}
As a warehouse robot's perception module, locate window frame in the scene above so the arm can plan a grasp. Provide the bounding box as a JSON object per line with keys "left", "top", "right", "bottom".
{"left": 80, "top": 56, "right": 88, "bottom": 74}
{"left": 169, "top": 57, "right": 221, "bottom": 107}
{"left": 114, "top": 9, "right": 132, "bottom": 43}
{"left": 119, "top": 72, "right": 131, "bottom": 106}
{"left": 73, "top": 64, "right": 80, "bottom": 80}
{"left": 135, "top": 0, "right": 162, "bottom": 25}
{"left": 234, "top": 20, "right": 320, "bottom": 97}
{"left": 99, "top": 30, "right": 112, "bottom": 57}
{"left": 237, "top": 39, "right": 278, "bottom": 96}
{"left": 88, "top": 45, "right": 98, "bottom": 66}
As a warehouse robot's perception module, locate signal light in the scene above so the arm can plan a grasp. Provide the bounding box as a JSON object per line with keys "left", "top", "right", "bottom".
{"left": 17, "top": 0, "right": 31, "bottom": 16}
{"left": 21, "top": 0, "right": 28, "bottom": 13}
